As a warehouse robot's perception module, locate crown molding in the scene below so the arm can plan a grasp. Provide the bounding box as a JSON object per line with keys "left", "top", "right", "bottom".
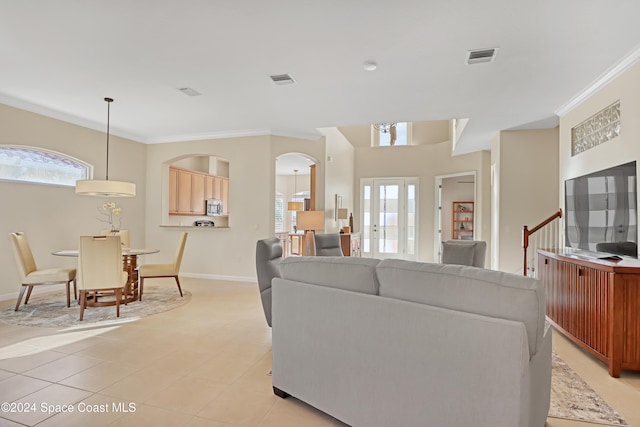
{"left": 555, "top": 44, "right": 640, "bottom": 117}
{"left": 0, "top": 94, "right": 145, "bottom": 142}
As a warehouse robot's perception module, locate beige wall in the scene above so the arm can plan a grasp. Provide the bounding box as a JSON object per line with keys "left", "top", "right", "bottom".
{"left": 320, "top": 127, "right": 356, "bottom": 233}
{"left": 145, "top": 134, "right": 326, "bottom": 280}
{"left": 559, "top": 62, "right": 640, "bottom": 256}
{"left": 354, "top": 140, "right": 490, "bottom": 262}
{"left": 0, "top": 104, "right": 147, "bottom": 299}
{"left": 491, "top": 128, "right": 559, "bottom": 273}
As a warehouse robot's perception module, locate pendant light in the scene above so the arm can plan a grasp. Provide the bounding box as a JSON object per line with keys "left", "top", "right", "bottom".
{"left": 75, "top": 97, "right": 136, "bottom": 197}
{"left": 287, "top": 169, "right": 304, "bottom": 211}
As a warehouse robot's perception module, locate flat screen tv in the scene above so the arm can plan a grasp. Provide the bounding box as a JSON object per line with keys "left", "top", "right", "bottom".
{"left": 565, "top": 161, "right": 638, "bottom": 257}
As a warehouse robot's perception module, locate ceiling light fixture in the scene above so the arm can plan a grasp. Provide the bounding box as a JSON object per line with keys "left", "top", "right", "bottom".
{"left": 75, "top": 98, "right": 136, "bottom": 197}
{"left": 363, "top": 61, "right": 377, "bottom": 71}
{"left": 373, "top": 123, "right": 397, "bottom": 133}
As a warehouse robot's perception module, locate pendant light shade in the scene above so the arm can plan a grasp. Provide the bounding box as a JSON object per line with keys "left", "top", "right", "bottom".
{"left": 287, "top": 169, "right": 303, "bottom": 210}
{"left": 76, "top": 98, "right": 136, "bottom": 197}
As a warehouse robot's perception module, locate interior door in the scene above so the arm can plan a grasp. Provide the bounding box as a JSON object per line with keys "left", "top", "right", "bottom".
{"left": 362, "top": 178, "right": 417, "bottom": 260}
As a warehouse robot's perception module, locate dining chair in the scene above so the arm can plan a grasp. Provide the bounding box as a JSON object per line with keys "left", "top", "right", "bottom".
{"left": 138, "top": 232, "right": 188, "bottom": 301}
{"left": 77, "top": 235, "right": 129, "bottom": 321}
{"left": 100, "top": 229, "right": 130, "bottom": 248}
{"left": 9, "top": 232, "right": 77, "bottom": 311}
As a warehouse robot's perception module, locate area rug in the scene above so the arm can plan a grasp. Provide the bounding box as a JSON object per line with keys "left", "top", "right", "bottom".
{"left": 550, "top": 352, "right": 628, "bottom": 426}
{"left": 0, "top": 285, "right": 191, "bottom": 327}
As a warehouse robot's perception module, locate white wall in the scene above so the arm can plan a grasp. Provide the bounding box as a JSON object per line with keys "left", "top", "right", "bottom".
{"left": 559, "top": 62, "right": 640, "bottom": 256}
{"left": 0, "top": 104, "right": 147, "bottom": 300}
{"left": 491, "top": 128, "right": 559, "bottom": 273}
{"left": 354, "top": 140, "right": 490, "bottom": 262}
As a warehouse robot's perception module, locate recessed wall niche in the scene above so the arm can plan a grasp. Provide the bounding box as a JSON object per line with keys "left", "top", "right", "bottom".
{"left": 164, "top": 155, "right": 229, "bottom": 227}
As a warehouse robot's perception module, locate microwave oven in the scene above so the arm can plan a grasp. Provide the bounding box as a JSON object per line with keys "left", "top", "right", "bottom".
{"left": 206, "top": 199, "right": 223, "bottom": 216}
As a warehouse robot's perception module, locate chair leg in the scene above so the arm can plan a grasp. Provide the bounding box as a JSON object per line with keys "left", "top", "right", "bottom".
{"left": 24, "top": 285, "right": 34, "bottom": 305}
{"left": 139, "top": 277, "right": 144, "bottom": 301}
{"left": 79, "top": 291, "right": 86, "bottom": 321}
{"left": 66, "top": 281, "right": 71, "bottom": 308}
{"left": 116, "top": 288, "right": 121, "bottom": 317}
{"left": 14, "top": 286, "right": 27, "bottom": 311}
{"left": 73, "top": 279, "right": 78, "bottom": 301}
{"left": 175, "top": 276, "right": 183, "bottom": 297}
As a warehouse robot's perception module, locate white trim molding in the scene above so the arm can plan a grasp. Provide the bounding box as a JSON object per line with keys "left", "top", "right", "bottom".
{"left": 555, "top": 43, "right": 640, "bottom": 117}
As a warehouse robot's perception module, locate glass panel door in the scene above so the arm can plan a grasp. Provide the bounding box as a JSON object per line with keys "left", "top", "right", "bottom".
{"left": 361, "top": 178, "right": 418, "bottom": 260}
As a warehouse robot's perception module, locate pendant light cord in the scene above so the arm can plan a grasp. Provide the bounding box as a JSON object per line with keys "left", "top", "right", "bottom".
{"left": 104, "top": 97, "right": 113, "bottom": 181}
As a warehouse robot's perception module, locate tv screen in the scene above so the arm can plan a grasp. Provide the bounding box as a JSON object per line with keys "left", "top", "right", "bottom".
{"left": 565, "top": 161, "right": 638, "bottom": 257}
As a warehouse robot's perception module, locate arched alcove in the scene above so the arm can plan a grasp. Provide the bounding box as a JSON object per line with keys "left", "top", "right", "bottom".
{"left": 161, "top": 154, "right": 230, "bottom": 227}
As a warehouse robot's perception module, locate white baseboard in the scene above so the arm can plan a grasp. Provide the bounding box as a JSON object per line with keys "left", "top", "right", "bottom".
{"left": 180, "top": 272, "right": 257, "bottom": 283}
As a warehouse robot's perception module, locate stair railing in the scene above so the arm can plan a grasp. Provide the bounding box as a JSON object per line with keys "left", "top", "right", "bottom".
{"left": 522, "top": 209, "right": 562, "bottom": 277}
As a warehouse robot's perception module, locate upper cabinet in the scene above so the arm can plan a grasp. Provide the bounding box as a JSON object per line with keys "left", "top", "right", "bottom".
{"left": 169, "top": 166, "right": 229, "bottom": 216}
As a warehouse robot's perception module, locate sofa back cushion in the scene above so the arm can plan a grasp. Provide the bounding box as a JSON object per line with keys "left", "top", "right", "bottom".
{"left": 376, "top": 259, "right": 545, "bottom": 357}
{"left": 280, "top": 256, "right": 381, "bottom": 294}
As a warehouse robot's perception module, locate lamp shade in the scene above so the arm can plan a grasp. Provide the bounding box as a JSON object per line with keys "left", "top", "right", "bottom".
{"left": 296, "top": 210, "right": 324, "bottom": 231}
{"left": 287, "top": 201, "right": 304, "bottom": 211}
{"left": 337, "top": 208, "right": 348, "bottom": 220}
{"left": 75, "top": 179, "right": 136, "bottom": 197}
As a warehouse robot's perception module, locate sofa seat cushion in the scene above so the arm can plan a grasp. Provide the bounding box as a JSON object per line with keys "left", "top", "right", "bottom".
{"left": 376, "top": 259, "right": 545, "bottom": 357}
{"left": 280, "top": 256, "right": 381, "bottom": 294}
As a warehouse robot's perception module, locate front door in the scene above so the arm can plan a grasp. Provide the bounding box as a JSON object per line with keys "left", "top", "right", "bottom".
{"left": 361, "top": 178, "right": 417, "bottom": 260}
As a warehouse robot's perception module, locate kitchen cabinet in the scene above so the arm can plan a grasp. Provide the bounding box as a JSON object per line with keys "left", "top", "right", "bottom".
{"left": 169, "top": 166, "right": 228, "bottom": 216}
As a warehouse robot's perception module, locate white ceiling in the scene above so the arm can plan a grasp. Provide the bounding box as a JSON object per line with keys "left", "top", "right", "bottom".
{"left": 1, "top": 1, "right": 640, "bottom": 154}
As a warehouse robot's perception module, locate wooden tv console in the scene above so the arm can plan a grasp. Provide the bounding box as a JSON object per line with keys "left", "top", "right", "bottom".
{"left": 537, "top": 249, "right": 640, "bottom": 377}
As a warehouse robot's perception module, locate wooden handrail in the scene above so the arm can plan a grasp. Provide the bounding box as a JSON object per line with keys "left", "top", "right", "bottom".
{"left": 522, "top": 209, "right": 562, "bottom": 276}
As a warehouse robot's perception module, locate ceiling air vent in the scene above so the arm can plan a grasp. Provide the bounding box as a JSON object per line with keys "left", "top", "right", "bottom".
{"left": 466, "top": 48, "right": 498, "bottom": 65}
{"left": 270, "top": 73, "right": 295, "bottom": 85}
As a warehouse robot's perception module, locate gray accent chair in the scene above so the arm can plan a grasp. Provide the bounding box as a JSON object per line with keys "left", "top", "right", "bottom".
{"left": 255, "top": 237, "right": 283, "bottom": 326}
{"left": 314, "top": 234, "right": 344, "bottom": 256}
{"left": 441, "top": 240, "right": 487, "bottom": 268}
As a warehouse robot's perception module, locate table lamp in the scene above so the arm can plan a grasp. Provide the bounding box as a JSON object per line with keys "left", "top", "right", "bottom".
{"left": 296, "top": 210, "right": 324, "bottom": 256}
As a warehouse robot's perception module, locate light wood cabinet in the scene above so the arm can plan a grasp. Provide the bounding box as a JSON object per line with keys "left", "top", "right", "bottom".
{"left": 169, "top": 166, "right": 228, "bottom": 216}
{"left": 169, "top": 168, "right": 178, "bottom": 214}
{"left": 452, "top": 201, "right": 474, "bottom": 240}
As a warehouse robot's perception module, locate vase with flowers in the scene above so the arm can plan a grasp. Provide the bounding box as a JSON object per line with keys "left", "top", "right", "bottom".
{"left": 97, "top": 202, "right": 123, "bottom": 232}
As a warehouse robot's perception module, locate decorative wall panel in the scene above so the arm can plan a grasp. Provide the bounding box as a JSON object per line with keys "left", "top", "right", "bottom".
{"left": 571, "top": 101, "right": 620, "bottom": 156}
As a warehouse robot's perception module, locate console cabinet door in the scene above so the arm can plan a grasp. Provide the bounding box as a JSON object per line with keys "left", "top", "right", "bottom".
{"left": 191, "top": 173, "right": 205, "bottom": 215}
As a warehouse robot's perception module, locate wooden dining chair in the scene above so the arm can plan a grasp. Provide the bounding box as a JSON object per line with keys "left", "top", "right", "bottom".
{"left": 9, "top": 232, "right": 77, "bottom": 311}
{"left": 138, "top": 232, "right": 188, "bottom": 301}
{"left": 77, "top": 235, "right": 128, "bottom": 321}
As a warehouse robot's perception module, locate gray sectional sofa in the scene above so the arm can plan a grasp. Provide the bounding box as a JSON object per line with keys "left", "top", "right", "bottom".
{"left": 270, "top": 256, "right": 551, "bottom": 427}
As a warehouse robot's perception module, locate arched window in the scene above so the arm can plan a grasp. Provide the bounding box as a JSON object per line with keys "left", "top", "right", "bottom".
{"left": 0, "top": 145, "right": 91, "bottom": 187}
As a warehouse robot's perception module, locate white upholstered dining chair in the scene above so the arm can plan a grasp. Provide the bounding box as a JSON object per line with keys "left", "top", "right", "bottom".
{"left": 77, "top": 235, "right": 128, "bottom": 321}
{"left": 100, "top": 229, "right": 130, "bottom": 248}
{"left": 138, "top": 232, "right": 188, "bottom": 301}
{"left": 9, "top": 231, "right": 77, "bottom": 311}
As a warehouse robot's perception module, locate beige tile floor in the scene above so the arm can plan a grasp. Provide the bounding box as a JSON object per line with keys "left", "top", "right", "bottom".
{"left": 0, "top": 277, "right": 637, "bottom": 427}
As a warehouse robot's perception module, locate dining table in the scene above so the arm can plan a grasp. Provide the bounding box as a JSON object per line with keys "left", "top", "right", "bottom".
{"left": 53, "top": 247, "right": 159, "bottom": 304}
